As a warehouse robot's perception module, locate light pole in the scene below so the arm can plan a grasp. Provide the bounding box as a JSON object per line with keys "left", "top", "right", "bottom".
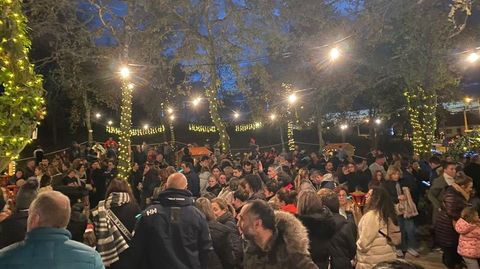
{"left": 117, "top": 66, "right": 133, "bottom": 180}
{"left": 464, "top": 97, "right": 472, "bottom": 133}
{"left": 287, "top": 92, "right": 298, "bottom": 152}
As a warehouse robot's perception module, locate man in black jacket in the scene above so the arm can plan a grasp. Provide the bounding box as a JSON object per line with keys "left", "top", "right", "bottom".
{"left": 132, "top": 173, "right": 212, "bottom": 269}
{"left": 181, "top": 161, "right": 200, "bottom": 197}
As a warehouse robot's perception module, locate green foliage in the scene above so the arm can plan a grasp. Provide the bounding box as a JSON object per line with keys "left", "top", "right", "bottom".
{"left": 0, "top": 0, "right": 45, "bottom": 169}
{"left": 447, "top": 130, "right": 480, "bottom": 156}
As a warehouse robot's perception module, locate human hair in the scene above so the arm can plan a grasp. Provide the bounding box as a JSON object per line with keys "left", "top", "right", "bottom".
{"left": 455, "top": 171, "right": 473, "bottom": 187}
{"left": 376, "top": 154, "right": 385, "bottom": 160}
{"left": 35, "top": 166, "right": 46, "bottom": 175}
{"left": 182, "top": 161, "right": 194, "bottom": 170}
{"left": 429, "top": 155, "right": 441, "bottom": 165}
{"left": 297, "top": 190, "right": 324, "bottom": 215}
{"left": 233, "top": 189, "right": 249, "bottom": 202}
{"left": 105, "top": 178, "right": 136, "bottom": 203}
{"left": 442, "top": 161, "right": 457, "bottom": 170}
{"left": 373, "top": 260, "right": 424, "bottom": 269}
{"left": 317, "top": 188, "right": 340, "bottom": 213}
{"left": 228, "top": 177, "right": 240, "bottom": 191}
{"left": 212, "top": 197, "right": 235, "bottom": 216}
{"left": 16, "top": 179, "right": 38, "bottom": 210}
{"left": 386, "top": 166, "right": 402, "bottom": 180}
{"left": 29, "top": 191, "right": 71, "bottom": 229}
{"left": 277, "top": 189, "right": 296, "bottom": 205}
{"left": 265, "top": 180, "right": 281, "bottom": 194}
{"left": 246, "top": 199, "right": 275, "bottom": 231}
{"left": 310, "top": 169, "right": 325, "bottom": 177}
{"left": 461, "top": 207, "right": 479, "bottom": 224}
{"left": 195, "top": 197, "right": 216, "bottom": 221}
{"left": 244, "top": 174, "right": 263, "bottom": 193}
{"left": 367, "top": 187, "right": 397, "bottom": 225}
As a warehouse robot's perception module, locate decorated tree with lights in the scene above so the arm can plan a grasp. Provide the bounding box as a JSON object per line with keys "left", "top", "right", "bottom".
{"left": 0, "top": 0, "right": 45, "bottom": 171}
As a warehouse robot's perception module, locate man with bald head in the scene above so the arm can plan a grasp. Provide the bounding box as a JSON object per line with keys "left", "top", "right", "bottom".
{"left": 0, "top": 191, "right": 104, "bottom": 269}
{"left": 132, "top": 173, "right": 212, "bottom": 269}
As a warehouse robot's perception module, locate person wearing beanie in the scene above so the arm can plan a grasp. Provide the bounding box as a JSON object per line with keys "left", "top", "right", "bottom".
{"left": 0, "top": 179, "right": 38, "bottom": 248}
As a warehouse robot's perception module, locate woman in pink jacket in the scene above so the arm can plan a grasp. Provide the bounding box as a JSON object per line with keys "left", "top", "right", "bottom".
{"left": 455, "top": 207, "right": 480, "bottom": 269}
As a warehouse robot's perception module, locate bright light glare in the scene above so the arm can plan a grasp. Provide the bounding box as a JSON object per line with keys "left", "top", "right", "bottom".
{"left": 127, "top": 83, "right": 134, "bottom": 90}
{"left": 119, "top": 66, "right": 130, "bottom": 79}
{"left": 288, "top": 94, "right": 297, "bottom": 104}
{"left": 364, "top": 118, "right": 370, "bottom": 123}
{"left": 340, "top": 124, "right": 348, "bottom": 130}
{"left": 143, "top": 124, "right": 149, "bottom": 129}
{"left": 375, "top": 119, "right": 382, "bottom": 125}
{"left": 167, "top": 108, "right": 174, "bottom": 114}
{"left": 192, "top": 97, "right": 201, "bottom": 107}
{"left": 233, "top": 112, "right": 240, "bottom": 119}
{"left": 467, "top": 52, "right": 479, "bottom": 63}
{"left": 107, "top": 120, "right": 113, "bottom": 125}
{"left": 465, "top": 97, "right": 473, "bottom": 103}
{"left": 329, "top": 47, "right": 341, "bottom": 61}
{"left": 270, "top": 114, "right": 276, "bottom": 121}
{"left": 95, "top": 113, "right": 101, "bottom": 119}
{"left": 169, "top": 115, "right": 175, "bottom": 121}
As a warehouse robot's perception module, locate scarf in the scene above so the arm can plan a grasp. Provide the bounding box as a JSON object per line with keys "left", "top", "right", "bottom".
{"left": 451, "top": 183, "right": 470, "bottom": 201}
{"left": 91, "top": 192, "right": 131, "bottom": 266}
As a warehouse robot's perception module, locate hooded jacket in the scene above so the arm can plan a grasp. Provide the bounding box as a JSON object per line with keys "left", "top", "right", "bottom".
{"left": 131, "top": 188, "right": 213, "bottom": 269}
{"left": 455, "top": 218, "right": 480, "bottom": 259}
{"left": 243, "top": 211, "right": 318, "bottom": 269}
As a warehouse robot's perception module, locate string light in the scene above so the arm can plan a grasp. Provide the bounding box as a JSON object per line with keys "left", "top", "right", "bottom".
{"left": 117, "top": 79, "right": 134, "bottom": 180}
{"left": 235, "top": 122, "right": 263, "bottom": 132}
{"left": 119, "top": 66, "right": 130, "bottom": 79}
{"left": 95, "top": 113, "right": 101, "bottom": 119}
{"left": 270, "top": 114, "right": 276, "bottom": 121}
{"left": 106, "top": 125, "right": 165, "bottom": 136}
{"left": 143, "top": 124, "right": 149, "bottom": 129}
{"left": 189, "top": 124, "right": 217, "bottom": 133}
{"left": 108, "top": 120, "right": 113, "bottom": 125}
{"left": 233, "top": 112, "right": 240, "bottom": 119}
{"left": 0, "top": 0, "right": 45, "bottom": 162}
{"left": 167, "top": 107, "right": 174, "bottom": 114}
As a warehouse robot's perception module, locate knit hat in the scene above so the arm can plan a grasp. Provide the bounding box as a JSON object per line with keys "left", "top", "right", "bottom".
{"left": 15, "top": 179, "right": 38, "bottom": 210}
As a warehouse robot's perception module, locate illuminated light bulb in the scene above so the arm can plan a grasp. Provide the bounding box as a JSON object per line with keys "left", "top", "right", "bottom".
{"left": 127, "top": 83, "right": 134, "bottom": 90}
{"left": 467, "top": 52, "right": 479, "bottom": 63}
{"left": 108, "top": 120, "right": 113, "bottom": 125}
{"left": 233, "top": 112, "right": 240, "bottom": 119}
{"left": 119, "top": 66, "right": 130, "bottom": 79}
{"left": 143, "top": 124, "right": 149, "bottom": 129}
{"left": 167, "top": 107, "right": 173, "bottom": 114}
{"left": 340, "top": 124, "right": 348, "bottom": 130}
{"left": 288, "top": 94, "right": 297, "bottom": 104}
{"left": 270, "top": 114, "right": 276, "bottom": 121}
{"left": 375, "top": 119, "right": 382, "bottom": 125}
{"left": 169, "top": 115, "right": 175, "bottom": 121}
{"left": 95, "top": 113, "right": 101, "bottom": 119}
{"left": 192, "top": 97, "right": 201, "bottom": 107}
{"left": 329, "top": 47, "right": 341, "bottom": 61}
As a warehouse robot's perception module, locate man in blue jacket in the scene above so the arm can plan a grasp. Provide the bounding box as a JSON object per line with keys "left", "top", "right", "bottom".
{"left": 0, "top": 191, "right": 104, "bottom": 269}
{"left": 131, "top": 172, "right": 212, "bottom": 269}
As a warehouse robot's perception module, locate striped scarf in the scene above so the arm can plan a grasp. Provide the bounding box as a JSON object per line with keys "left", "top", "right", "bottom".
{"left": 91, "top": 192, "right": 131, "bottom": 266}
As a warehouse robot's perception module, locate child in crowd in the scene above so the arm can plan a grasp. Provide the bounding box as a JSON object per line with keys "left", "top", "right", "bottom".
{"left": 455, "top": 207, "right": 480, "bottom": 269}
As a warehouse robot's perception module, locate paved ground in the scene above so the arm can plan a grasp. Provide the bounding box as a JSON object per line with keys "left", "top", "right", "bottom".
{"left": 406, "top": 251, "right": 446, "bottom": 269}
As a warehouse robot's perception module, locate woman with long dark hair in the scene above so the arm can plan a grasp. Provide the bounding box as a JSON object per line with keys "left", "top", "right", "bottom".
{"left": 89, "top": 178, "right": 141, "bottom": 269}
{"left": 356, "top": 187, "right": 397, "bottom": 269}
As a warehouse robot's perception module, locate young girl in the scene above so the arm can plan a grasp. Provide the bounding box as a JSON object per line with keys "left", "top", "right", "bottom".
{"left": 455, "top": 207, "right": 480, "bottom": 269}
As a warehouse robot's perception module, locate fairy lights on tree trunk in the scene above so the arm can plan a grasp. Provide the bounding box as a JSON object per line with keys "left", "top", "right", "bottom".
{"left": 405, "top": 86, "right": 437, "bottom": 158}
{"left": 0, "top": 0, "right": 45, "bottom": 171}
{"left": 117, "top": 82, "right": 133, "bottom": 180}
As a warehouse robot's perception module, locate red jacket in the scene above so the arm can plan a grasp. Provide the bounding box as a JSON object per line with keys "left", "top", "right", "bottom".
{"left": 455, "top": 218, "right": 480, "bottom": 258}
{"left": 281, "top": 204, "right": 298, "bottom": 214}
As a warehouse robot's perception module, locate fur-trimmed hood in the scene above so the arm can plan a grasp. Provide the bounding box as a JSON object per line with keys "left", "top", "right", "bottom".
{"left": 272, "top": 210, "right": 311, "bottom": 255}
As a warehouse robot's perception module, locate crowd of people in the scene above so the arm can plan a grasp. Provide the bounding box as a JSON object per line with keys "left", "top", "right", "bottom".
{"left": 0, "top": 138, "right": 480, "bottom": 269}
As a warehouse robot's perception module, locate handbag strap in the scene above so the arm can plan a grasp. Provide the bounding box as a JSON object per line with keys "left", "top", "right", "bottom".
{"left": 106, "top": 209, "right": 132, "bottom": 241}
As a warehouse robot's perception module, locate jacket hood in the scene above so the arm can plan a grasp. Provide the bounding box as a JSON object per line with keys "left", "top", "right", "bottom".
{"left": 217, "top": 211, "right": 235, "bottom": 224}
{"left": 155, "top": 188, "right": 194, "bottom": 207}
{"left": 298, "top": 210, "right": 336, "bottom": 240}
{"left": 274, "top": 210, "right": 311, "bottom": 255}
{"left": 455, "top": 218, "right": 478, "bottom": 235}
{"left": 322, "top": 173, "right": 334, "bottom": 182}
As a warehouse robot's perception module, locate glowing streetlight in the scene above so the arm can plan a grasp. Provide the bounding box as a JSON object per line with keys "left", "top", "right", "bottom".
{"left": 465, "top": 97, "right": 473, "bottom": 104}
{"left": 107, "top": 120, "right": 113, "bottom": 125}
{"left": 364, "top": 118, "right": 370, "bottom": 123}
{"left": 340, "top": 124, "right": 348, "bottom": 130}
{"left": 233, "top": 112, "right": 240, "bottom": 119}
{"left": 270, "top": 114, "right": 276, "bottom": 121}
{"left": 95, "top": 113, "right": 101, "bottom": 119}
{"left": 375, "top": 119, "right": 382, "bottom": 125}
{"left": 119, "top": 66, "right": 130, "bottom": 79}
{"left": 143, "top": 124, "right": 149, "bottom": 130}
{"left": 167, "top": 107, "right": 174, "bottom": 114}
{"left": 329, "top": 47, "right": 341, "bottom": 61}
{"left": 192, "top": 97, "right": 201, "bottom": 107}
{"left": 288, "top": 93, "right": 297, "bottom": 104}
{"left": 467, "top": 52, "right": 479, "bottom": 63}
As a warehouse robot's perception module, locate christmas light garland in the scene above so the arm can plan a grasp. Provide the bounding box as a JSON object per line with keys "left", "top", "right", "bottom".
{"left": 117, "top": 82, "right": 133, "bottom": 180}
{"left": 106, "top": 125, "right": 165, "bottom": 136}
{"left": 235, "top": 122, "right": 262, "bottom": 132}
{"left": 0, "top": 0, "right": 45, "bottom": 164}
{"left": 189, "top": 124, "right": 217, "bottom": 133}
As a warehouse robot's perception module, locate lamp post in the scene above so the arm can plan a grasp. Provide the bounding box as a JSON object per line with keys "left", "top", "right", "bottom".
{"left": 464, "top": 97, "right": 472, "bottom": 133}
{"left": 287, "top": 92, "right": 298, "bottom": 152}
{"left": 117, "top": 66, "right": 133, "bottom": 180}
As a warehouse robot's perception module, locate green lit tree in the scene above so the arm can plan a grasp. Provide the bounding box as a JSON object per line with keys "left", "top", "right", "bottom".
{"left": 0, "top": 0, "right": 45, "bottom": 171}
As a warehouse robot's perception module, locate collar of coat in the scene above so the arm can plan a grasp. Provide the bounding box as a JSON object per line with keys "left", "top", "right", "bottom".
{"left": 246, "top": 210, "right": 310, "bottom": 256}
{"left": 154, "top": 188, "right": 194, "bottom": 207}
{"left": 450, "top": 183, "right": 470, "bottom": 201}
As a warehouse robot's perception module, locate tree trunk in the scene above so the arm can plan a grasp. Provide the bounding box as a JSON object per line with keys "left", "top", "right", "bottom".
{"left": 83, "top": 89, "right": 93, "bottom": 145}
{"left": 315, "top": 106, "right": 325, "bottom": 153}
{"left": 205, "top": 6, "right": 230, "bottom": 154}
